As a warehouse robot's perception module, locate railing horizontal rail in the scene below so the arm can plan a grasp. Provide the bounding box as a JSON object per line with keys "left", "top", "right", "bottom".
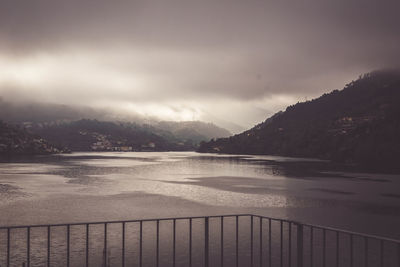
{"left": 0, "top": 214, "right": 254, "bottom": 230}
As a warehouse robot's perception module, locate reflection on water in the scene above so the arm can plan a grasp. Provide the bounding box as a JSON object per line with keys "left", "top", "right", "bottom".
{"left": 0, "top": 152, "right": 399, "bottom": 240}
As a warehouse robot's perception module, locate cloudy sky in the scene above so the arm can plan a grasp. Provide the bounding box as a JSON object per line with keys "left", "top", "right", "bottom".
{"left": 0, "top": 0, "right": 399, "bottom": 131}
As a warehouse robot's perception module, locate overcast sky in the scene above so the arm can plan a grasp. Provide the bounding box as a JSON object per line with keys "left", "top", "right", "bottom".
{"left": 0, "top": 0, "right": 399, "bottom": 131}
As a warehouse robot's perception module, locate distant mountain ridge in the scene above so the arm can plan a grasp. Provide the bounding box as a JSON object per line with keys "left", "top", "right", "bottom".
{"left": 198, "top": 70, "right": 400, "bottom": 170}
{"left": 154, "top": 121, "right": 231, "bottom": 143}
{"left": 0, "top": 99, "right": 231, "bottom": 152}
{"left": 23, "top": 119, "right": 230, "bottom": 152}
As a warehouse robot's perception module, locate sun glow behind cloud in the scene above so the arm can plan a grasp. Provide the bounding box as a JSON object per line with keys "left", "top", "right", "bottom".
{"left": 0, "top": 48, "right": 295, "bottom": 128}
{"left": 0, "top": 52, "right": 143, "bottom": 99}
{"left": 0, "top": 54, "right": 52, "bottom": 86}
{"left": 122, "top": 102, "right": 202, "bottom": 121}
{"left": 0, "top": 48, "right": 340, "bottom": 131}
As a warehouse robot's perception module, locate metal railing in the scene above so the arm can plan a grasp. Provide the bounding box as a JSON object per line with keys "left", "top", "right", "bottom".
{"left": 0, "top": 214, "right": 399, "bottom": 267}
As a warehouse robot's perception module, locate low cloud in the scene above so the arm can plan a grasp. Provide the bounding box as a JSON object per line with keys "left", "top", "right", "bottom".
{"left": 0, "top": 0, "right": 399, "bottom": 130}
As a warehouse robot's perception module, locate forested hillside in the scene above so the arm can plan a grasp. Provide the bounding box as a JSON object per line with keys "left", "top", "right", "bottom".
{"left": 198, "top": 70, "right": 400, "bottom": 170}
{"left": 0, "top": 121, "right": 65, "bottom": 155}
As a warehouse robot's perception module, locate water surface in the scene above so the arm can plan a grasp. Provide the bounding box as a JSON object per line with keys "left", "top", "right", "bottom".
{"left": 0, "top": 152, "right": 399, "bottom": 239}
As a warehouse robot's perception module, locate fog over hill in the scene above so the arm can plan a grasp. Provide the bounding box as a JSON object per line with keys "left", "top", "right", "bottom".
{"left": 0, "top": 99, "right": 232, "bottom": 152}
{"left": 0, "top": 98, "right": 147, "bottom": 123}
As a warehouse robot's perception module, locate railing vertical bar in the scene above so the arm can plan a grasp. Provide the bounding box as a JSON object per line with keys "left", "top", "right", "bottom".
{"left": 67, "top": 225, "right": 70, "bottom": 267}
{"left": 85, "top": 224, "right": 89, "bottom": 267}
{"left": 221, "top": 217, "right": 224, "bottom": 267}
{"left": 288, "top": 222, "right": 292, "bottom": 267}
{"left": 297, "top": 224, "right": 303, "bottom": 267}
{"left": 268, "top": 219, "right": 272, "bottom": 267}
{"left": 322, "top": 229, "right": 326, "bottom": 267}
{"left": 398, "top": 243, "right": 400, "bottom": 267}
{"left": 380, "top": 240, "right": 384, "bottom": 267}
{"left": 310, "top": 227, "right": 313, "bottom": 267}
{"left": 122, "top": 222, "right": 125, "bottom": 267}
{"left": 139, "top": 221, "right": 143, "bottom": 267}
{"left": 104, "top": 223, "right": 107, "bottom": 267}
{"left": 189, "top": 218, "right": 192, "bottom": 267}
{"left": 251, "top": 215, "right": 254, "bottom": 267}
{"left": 27, "top": 227, "right": 30, "bottom": 267}
{"left": 156, "top": 220, "right": 159, "bottom": 267}
{"left": 173, "top": 219, "right": 176, "bottom": 267}
{"left": 350, "top": 234, "right": 354, "bottom": 267}
{"left": 336, "top": 231, "right": 339, "bottom": 267}
{"left": 280, "top": 220, "right": 283, "bottom": 267}
{"left": 259, "top": 217, "right": 262, "bottom": 267}
{"left": 205, "top": 217, "right": 209, "bottom": 267}
{"left": 364, "top": 237, "right": 368, "bottom": 267}
{"left": 7, "top": 228, "right": 10, "bottom": 267}
{"left": 236, "top": 215, "right": 239, "bottom": 267}
{"left": 48, "top": 225, "right": 51, "bottom": 267}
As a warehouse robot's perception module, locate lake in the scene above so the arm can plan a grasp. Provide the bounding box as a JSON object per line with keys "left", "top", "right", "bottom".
{"left": 1, "top": 151, "right": 399, "bottom": 240}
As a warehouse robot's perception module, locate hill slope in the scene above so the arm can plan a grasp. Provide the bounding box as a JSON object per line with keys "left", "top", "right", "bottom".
{"left": 0, "top": 121, "right": 64, "bottom": 155}
{"left": 198, "top": 70, "right": 400, "bottom": 170}
{"left": 155, "top": 121, "right": 231, "bottom": 143}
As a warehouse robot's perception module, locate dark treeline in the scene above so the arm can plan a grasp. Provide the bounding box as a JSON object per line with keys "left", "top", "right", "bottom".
{"left": 0, "top": 121, "right": 65, "bottom": 155}
{"left": 28, "top": 119, "right": 192, "bottom": 152}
